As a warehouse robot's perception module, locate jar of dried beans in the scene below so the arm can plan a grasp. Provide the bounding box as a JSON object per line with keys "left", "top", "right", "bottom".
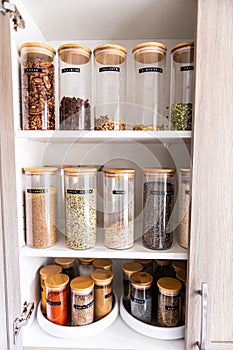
{"left": 20, "top": 42, "right": 56, "bottom": 130}
{"left": 170, "top": 42, "right": 194, "bottom": 130}
{"left": 70, "top": 276, "right": 94, "bottom": 326}
{"left": 92, "top": 258, "right": 112, "bottom": 271}
{"left": 157, "top": 277, "right": 182, "bottom": 327}
{"left": 91, "top": 269, "right": 114, "bottom": 321}
{"left": 142, "top": 168, "right": 176, "bottom": 250}
{"left": 45, "top": 273, "right": 69, "bottom": 326}
{"left": 78, "top": 258, "right": 95, "bottom": 276}
{"left": 24, "top": 167, "right": 57, "bottom": 248}
{"left": 177, "top": 168, "right": 191, "bottom": 248}
{"left": 94, "top": 44, "right": 127, "bottom": 130}
{"left": 55, "top": 257, "right": 76, "bottom": 280}
{"left": 121, "top": 262, "right": 143, "bottom": 312}
{"left": 103, "top": 168, "right": 135, "bottom": 249}
{"left": 64, "top": 167, "right": 97, "bottom": 250}
{"left": 58, "top": 44, "right": 92, "bottom": 130}
{"left": 132, "top": 42, "right": 167, "bottom": 130}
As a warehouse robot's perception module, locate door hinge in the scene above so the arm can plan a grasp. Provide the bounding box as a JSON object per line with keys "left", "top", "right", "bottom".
{"left": 13, "top": 301, "right": 34, "bottom": 344}
{"left": 0, "top": 0, "right": 25, "bottom": 31}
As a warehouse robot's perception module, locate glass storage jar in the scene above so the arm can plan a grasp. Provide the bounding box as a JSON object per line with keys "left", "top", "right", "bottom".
{"left": 94, "top": 44, "right": 127, "bottom": 130}
{"left": 24, "top": 167, "right": 57, "bottom": 248}
{"left": 103, "top": 168, "right": 135, "bottom": 249}
{"left": 92, "top": 258, "right": 112, "bottom": 271}
{"left": 142, "top": 168, "right": 176, "bottom": 250}
{"left": 176, "top": 269, "right": 187, "bottom": 324}
{"left": 78, "top": 258, "right": 95, "bottom": 276}
{"left": 121, "top": 262, "right": 143, "bottom": 312}
{"left": 70, "top": 276, "right": 94, "bottom": 326}
{"left": 91, "top": 269, "right": 114, "bottom": 321}
{"left": 130, "top": 271, "right": 153, "bottom": 324}
{"left": 20, "top": 42, "right": 56, "bottom": 130}
{"left": 177, "top": 168, "right": 191, "bottom": 248}
{"left": 58, "top": 44, "right": 92, "bottom": 130}
{"left": 55, "top": 257, "right": 76, "bottom": 280}
{"left": 157, "top": 277, "right": 182, "bottom": 327}
{"left": 134, "top": 259, "right": 153, "bottom": 275}
{"left": 45, "top": 273, "right": 69, "bottom": 326}
{"left": 170, "top": 42, "right": 194, "bottom": 130}
{"left": 39, "top": 264, "right": 62, "bottom": 315}
{"left": 64, "top": 167, "right": 97, "bottom": 250}
{"left": 132, "top": 42, "right": 167, "bottom": 130}
{"left": 172, "top": 260, "right": 187, "bottom": 275}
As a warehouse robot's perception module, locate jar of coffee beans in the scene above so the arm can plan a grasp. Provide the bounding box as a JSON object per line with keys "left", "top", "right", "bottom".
{"left": 121, "top": 262, "right": 143, "bottom": 312}
{"left": 177, "top": 168, "right": 191, "bottom": 248}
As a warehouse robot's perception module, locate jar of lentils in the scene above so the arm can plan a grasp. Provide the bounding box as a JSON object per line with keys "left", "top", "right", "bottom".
{"left": 121, "top": 262, "right": 143, "bottom": 312}
{"left": 177, "top": 168, "right": 191, "bottom": 248}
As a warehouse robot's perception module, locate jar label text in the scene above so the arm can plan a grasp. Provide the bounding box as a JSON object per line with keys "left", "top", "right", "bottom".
{"left": 165, "top": 305, "right": 179, "bottom": 311}
{"left": 180, "top": 65, "right": 194, "bottom": 72}
{"left": 131, "top": 296, "right": 145, "bottom": 304}
{"left": 67, "top": 189, "right": 93, "bottom": 195}
{"left": 150, "top": 190, "right": 174, "bottom": 195}
{"left": 62, "top": 68, "right": 80, "bottom": 73}
{"left": 46, "top": 299, "right": 61, "bottom": 306}
{"left": 73, "top": 300, "right": 94, "bottom": 310}
{"left": 24, "top": 68, "right": 43, "bottom": 73}
{"left": 139, "top": 67, "right": 163, "bottom": 74}
{"left": 99, "top": 67, "right": 120, "bottom": 72}
{"left": 27, "top": 189, "right": 48, "bottom": 194}
{"left": 112, "top": 190, "right": 125, "bottom": 195}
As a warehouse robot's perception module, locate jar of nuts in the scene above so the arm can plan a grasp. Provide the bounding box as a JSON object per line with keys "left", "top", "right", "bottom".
{"left": 20, "top": 42, "right": 56, "bottom": 130}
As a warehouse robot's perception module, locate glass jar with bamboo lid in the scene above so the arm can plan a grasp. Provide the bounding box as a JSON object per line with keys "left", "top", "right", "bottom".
{"left": 78, "top": 258, "right": 96, "bottom": 276}
{"left": 55, "top": 257, "right": 76, "bottom": 280}
{"left": 92, "top": 258, "right": 112, "bottom": 271}
{"left": 121, "top": 262, "right": 143, "bottom": 312}
{"left": 177, "top": 168, "right": 191, "bottom": 248}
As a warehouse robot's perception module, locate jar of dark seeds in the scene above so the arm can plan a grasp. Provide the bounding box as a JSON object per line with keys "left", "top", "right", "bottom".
{"left": 58, "top": 44, "right": 92, "bottom": 130}
{"left": 177, "top": 168, "right": 191, "bottom": 248}
{"left": 130, "top": 271, "right": 153, "bottom": 324}
{"left": 170, "top": 42, "right": 194, "bottom": 130}
{"left": 64, "top": 167, "right": 97, "bottom": 250}
{"left": 142, "top": 168, "right": 176, "bottom": 250}
{"left": 20, "top": 42, "right": 56, "bottom": 130}
{"left": 122, "top": 262, "right": 143, "bottom": 312}
{"left": 70, "top": 276, "right": 94, "bottom": 326}
{"left": 157, "top": 277, "right": 182, "bottom": 327}
{"left": 55, "top": 257, "right": 76, "bottom": 280}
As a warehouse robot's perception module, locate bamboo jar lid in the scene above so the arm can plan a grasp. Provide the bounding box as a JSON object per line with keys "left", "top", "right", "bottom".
{"left": 157, "top": 277, "right": 182, "bottom": 295}
{"left": 132, "top": 42, "right": 167, "bottom": 64}
{"left": 171, "top": 41, "right": 194, "bottom": 64}
{"left": 58, "top": 43, "right": 91, "bottom": 64}
{"left": 122, "top": 262, "right": 143, "bottom": 275}
{"left": 55, "top": 257, "right": 75, "bottom": 269}
{"left": 172, "top": 260, "right": 187, "bottom": 273}
{"left": 92, "top": 258, "right": 112, "bottom": 270}
{"left": 70, "top": 276, "right": 94, "bottom": 294}
{"left": 39, "top": 264, "right": 62, "bottom": 278}
{"left": 45, "top": 273, "right": 69, "bottom": 289}
{"left": 78, "top": 258, "right": 96, "bottom": 264}
{"left": 91, "top": 269, "right": 114, "bottom": 286}
{"left": 20, "top": 42, "right": 56, "bottom": 59}
{"left": 24, "top": 167, "right": 58, "bottom": 174}
{"left": 155, "top": 259, "right": 171, "bottom": 266}
{"left": 94, "top": 44, "right": 127, "bottom": 65}
{"left": 130, "top": 271, "right": 153, "bottom": 289}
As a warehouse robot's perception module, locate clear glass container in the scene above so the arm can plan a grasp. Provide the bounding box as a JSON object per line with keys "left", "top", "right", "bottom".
{"left": 171, "top": 260, "right": 187, "bottom": 275}
{"left": 94, "top": 44, "right": 127, "bottom": 130}
{"left": 121, "top": 262, "right": 143, "bottom": 312}
{"left": 45, "top": 273, "right": 69, "bottom": 326}
{"left": 23, "top": 167, "right": 57, "bottom": 248}
{"left": 92, "top": 258, "right": 112, "bottom": 271}
{"left": 58, "top": 44, "right": 92, "bottom": 130}
{"left": 132, "top": 42, "right": 167, "bottom": 130}
{"left": 130, "top": 271, "right": 153, "bottom": 324}
{"left": 153, "top": 260, "right": 173, "bottom": 314}
{"left": 64, "top": 167, "right": 97, "bottom": 250}
{"left": 39, "top": 264, "right": 62, "bottom": 315}
{"left": 176, "top": 269, "right": 187, "bottom": 324}
{"left": 55, "top": 257, "right": 76, "bottom": 280}
{"left": 20, "top": 42, "right": 56, "bottom": 130}
{"left": 70, "top": 276, "right": 94, "bottom": 326}
{"left": 103, "top": 168, "right": 135, "bottom": 249}
{"left": 142, "top": 168, "right": 176, "bottom": 250}
{"left": 170, "top": 42, "right": 194, "bottom": 130}
{"left": 134, "top": 259, "right": 153, "bottom": 275}
{"left": 157, "top": 277, "right": 182, "bottom": 327}
{"left": 91, "top": 269, "right": 114, "bottom": 321}
{"left": 177, "top": 168, "right": 191, "bottom": 248}
{"left": 78, "top": 258, "right": 95, "bottom": 276}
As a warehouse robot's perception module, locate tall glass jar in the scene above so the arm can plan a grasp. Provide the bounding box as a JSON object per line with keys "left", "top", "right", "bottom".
{"left": 55, "top": 257, "right": 76, "bottom": 280}
{"left": 78, "top": 258, "right": 95, "bottom": 276}
{"left": 94, "top": 44, "right": 127, "bottom": 130}
{"left": 142, "top": 168, "right": 176, "bottom": 250}
{"left": 70, "top": 276, "right": 94, "bottom": 326}
{"left": 92, "top": 258, "right": 112, "bottom": 271}
{"left": 170, "top": 42, "right": 194, "bottom": 130}
{"left": 130, "top": 271, "right": 153, "bottom": 324}
{"left": 20, "top": 42, "right": 56, "bottom": 130}
{"left": 177, "top": 168, "right": 191, "bottom": 248}
{"left": 45, "top": 273, "right": 69, "bottom": 326}
{"left": 121, "top": 262, "right": 143, "bottom": 312}
{"left": 132, "top": 42, "right": 167, "bottom": 130}
{"left": 64, "top": 167, "right": 97, "bottom": 250}
{"left": 58, "top": 44, "right": 92, "bottom": 130}
{"left": 24, "top": 167, "right": 57, "bottom": 248}
{"left": 103, "top": 168, "right": 135, "bottom": 249}
{"left": 153, "top": 260, "right": 173, "bottom": 314}
{"left": 91, "top": 269, "right": 114, "bottom": 321}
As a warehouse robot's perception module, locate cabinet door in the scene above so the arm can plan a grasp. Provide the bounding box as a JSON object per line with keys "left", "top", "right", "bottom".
{"left": 186, "top": 0, "right": 233, "bottom": 349}
{"left": 0, "top": 10, "right": 22, "bottom": 350}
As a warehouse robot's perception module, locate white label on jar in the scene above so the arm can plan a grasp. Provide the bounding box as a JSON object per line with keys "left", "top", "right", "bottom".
{"left": 62, "top": 68, "right": 80, "bottom": 73}
{"left": 27, "top": 189, "right": 48, "bottom": 194}
{"left": 139, "top": 67, "right": 163, "bottom": 74}
{"left": 99, "top": 67, "right": 120, "bottom": 72}
{"left": 180, "top": 66, "right": 194, "bottom": 72}
{"left": 112, "top": 190, "right": 125, "bottom": 195}
{"left": 67, "top": 189, "right": 93, "bottom": 194}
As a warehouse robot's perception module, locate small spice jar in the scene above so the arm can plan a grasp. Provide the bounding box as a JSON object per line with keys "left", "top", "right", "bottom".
{"left": 130, "top": 271, "right": 153, "bottom": 324}
{"left": 92, "top": 258, "right": 112, "bottom": 271}
{"left": 103, "top": 168, "right": 135, "bottom": 249}
{"left": 78, "top": 258, "right": 95, "bottom": 276}
{"left": 177, "top": 168, "right": 191, "bottom": 249}
{"left": 20, "top": 42, "right": 56, "bottom": 130}
{"left": 121, "top": 262, "right": 143, "bottom": 312}
{"left": 55, "top": 257, "right": 76, "bottom": 280}
{"left": 134, "top": 259, "right": 153, "bottom": 275}
{"left": 70, "top": 276, "right": 94, "bottom": 326}
{"left": 176, "top": 269, "right": 187, "bottom": 324}
{"left": 94, "top": 44, "right": 127, "bottom": 130}
{"left": 24, "top": 167, "right": 57, "bottom": 248}
{"left": 64, "top": 167, "right": 97, "bottom": 250}
{"left": 45, "top": 273, "right": 69, "bottom": 326}
{"left": 153, "top": 260, "right": 173, "bottom": 313}
{"left": 170, "top": 42, "right": 194, "bottom": 130}
{"left": 39, "top": 264, "right": 62, "bottom": 315}
{"left": 157, "top": 277, "right": 182, "bottom": 327}
{"left": 58, "top": 44, "right": 92, "bottom": 130}
{"left": 142, "top": 168, "right": 176, "bottom": 250}
{"left": 132, "top": 42, "right": 167, "bottom": 130}
{"left": 172, "top": 260, "right": 187, "bottom": 275}
{"left": 91, "top": 269, "right": 114, "bottom": 321}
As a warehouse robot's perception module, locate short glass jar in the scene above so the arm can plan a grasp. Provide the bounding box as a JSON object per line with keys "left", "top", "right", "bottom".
{"left": 24, "top": 167, "right": 57, "bottom": 248}
{"left": 55, "top": 257, "right": 76, "bottom": 280}
{"left": 92, "top": 258, "right": 112, "bottom": 271}
{"left": 142, "top": 168, "right": 176, "bottom": 250}
{"left": 103, "top": 168, "right": 135, "bottom": 249}
{"left": 121, "top": 262, "right": 143, "bottom": 312}
{"left": 70, "top": 276, "right": 94, "bottom": 326}
{"left": 58, "top": 44, "right": 92, "bottom": 130}
{"left": 78, "top": 258, "right": 95, "bottom": 276}
{"left": 171, "top": 260, "right": 187, "bottom": 275}
{"left": 177, "top": 168, "right": 191, "bottom": 248}
{"left": 20, "top": 42, "right": 56, "bottom": 130}
{"left": 134, "top": 259, "right": 153, "bottom": 275}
